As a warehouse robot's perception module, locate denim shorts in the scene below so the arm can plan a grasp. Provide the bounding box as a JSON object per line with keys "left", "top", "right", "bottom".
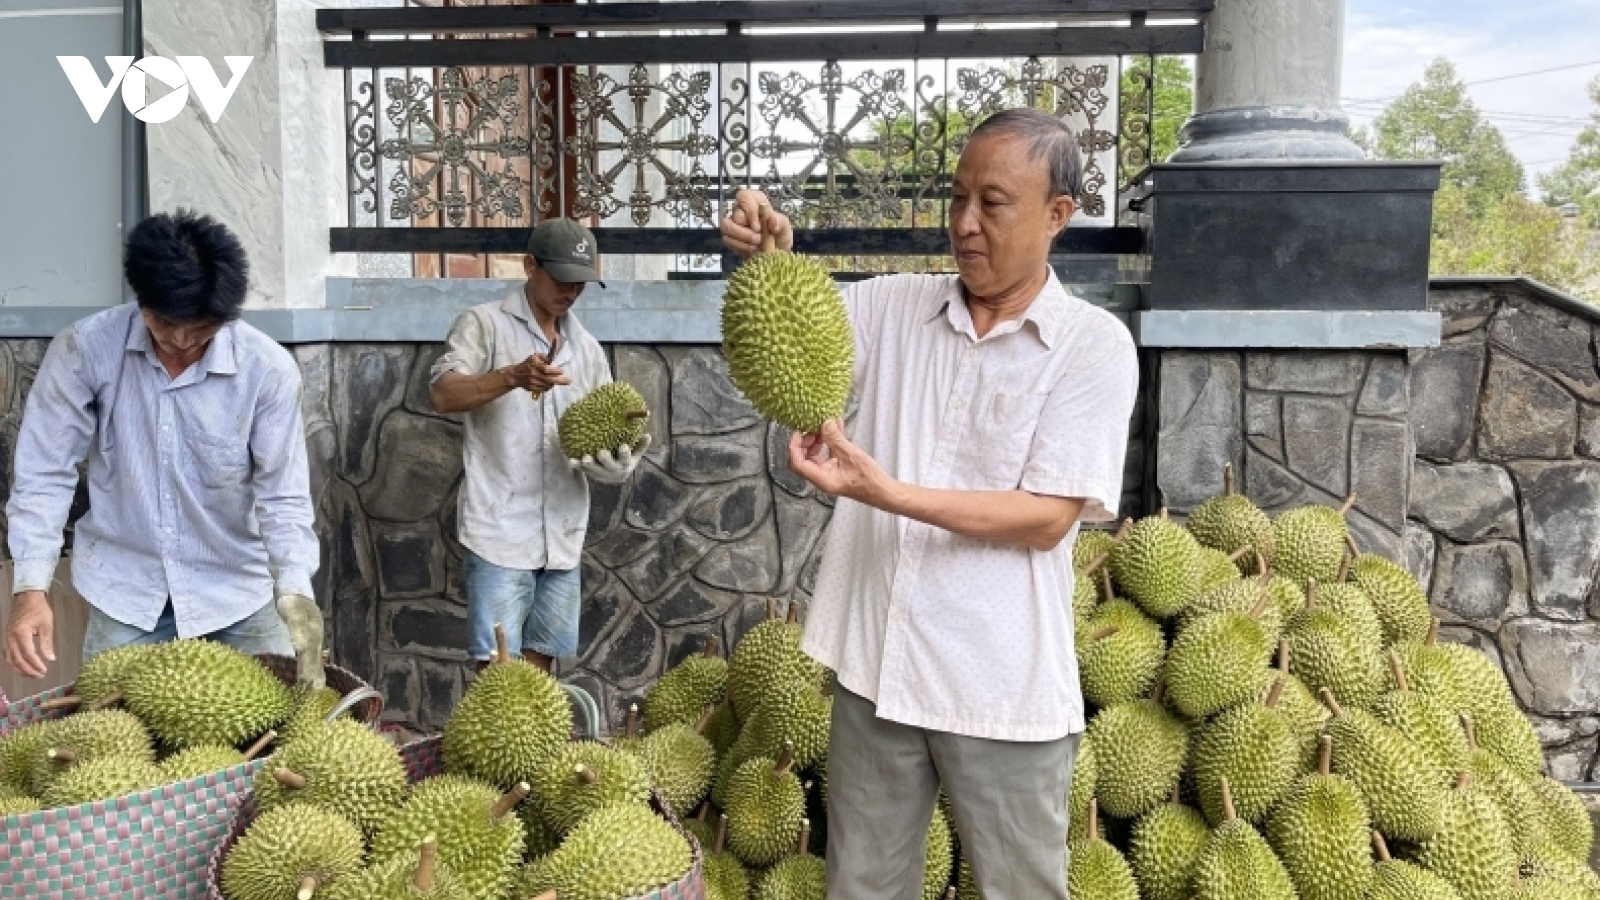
{"left": 82, "top": 600, "right": 294, "bottom": 660}
{"left": 463, "top": 549, "right": 582, "bottom": 661}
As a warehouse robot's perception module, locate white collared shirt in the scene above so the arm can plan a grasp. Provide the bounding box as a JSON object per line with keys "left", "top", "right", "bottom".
{"left": 801, "top": 269, "right": 1139, "bottom": 741}
{"left": 431, "top": 289, "right": 611, "bottom": 572}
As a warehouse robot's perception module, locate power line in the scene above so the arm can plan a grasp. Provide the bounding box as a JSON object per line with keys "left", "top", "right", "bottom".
{"left": 1465, "top": 59, "right": 1600, "bottom": 87}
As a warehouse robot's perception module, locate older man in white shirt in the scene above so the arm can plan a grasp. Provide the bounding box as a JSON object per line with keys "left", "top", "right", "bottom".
{"left": 720, "top": 108, "right": 1139, "bottom": 900}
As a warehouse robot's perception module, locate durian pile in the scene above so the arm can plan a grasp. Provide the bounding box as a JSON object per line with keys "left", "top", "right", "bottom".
{"left": 220, "top": 627, "right": 699, "bottom": 900}
{"left": 0, "top": 638, "right": 350, "bottom": 818}
{"left": 1061, "top": 464, "right": 1598, "bottom": 900}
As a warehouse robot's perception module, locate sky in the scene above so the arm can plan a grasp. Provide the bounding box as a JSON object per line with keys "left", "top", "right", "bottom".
{"left": 1341, "top": 0, "right": 1600, "bottom": 191}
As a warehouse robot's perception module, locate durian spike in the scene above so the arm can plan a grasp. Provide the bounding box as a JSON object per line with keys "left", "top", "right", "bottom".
{"left": 774, "top": 742, "right": 796, "bottom": 777}
{"left": 1426, "top": 618, "right": 1441, "bottom": 646}
{"left": 1223, "top": 462, "right": 1237, "bottom": 496}
{"left": 693, "top": 707, "right": 715, "bottom": 735}
{"left": 296, "top": 875, "right": 319, "bottom": 900}
{"left": 703, "top": 634, "right": 721, "bottom": 658}
{"left": 1099, "top": 566, "right": 1115, "bottom": 602}
{"left": 797, "top": 818, "right": 813, "bottom": 857}
{"left": 1457, "top": 771, "right": 1474, "bottom": 791}
{"left": 574, "top": 764, "right": 598, "bottom": 785}
{"left": 1247, "top": 591, "right": 1272, "bottom": 620}
{"left": 1265, "top": 677, "right": 1286, "bottom": 709}
{"left": 1337, "top": 553, "right": 1352, "bottom": 584}
{"left": 274, "top": 767, "right": 309, "bottom": 789}
{"left": 1115, "top": 518, "right": 1133, "bottom": 540}
{"left": 786, "top": 601, "right": 800, "bottom": 625}
{"left": 715, "top": 813, "right": 731, "bottom": 854}
{"left": 1345, "top": 533, "right": 1362, "bottom": 558}
{"left": 624, "top": 410, "right": 650, "bottom": 420}
{"left": 491, "top": 782, "right": 531, "bottom": 820}
{"left": 626, "top": 704, "right": 640, "bottom": 738}
{"left": 1388, "top": 650, "right": 1410, "bottom": 693}
{"left": 243, "top": 730, "right": 278, "bottom": 762}
{"left": 755, "top": 199, "right": 776, "bottom": 253}
{"left": 1318, "top": 735, "right": 1333, "bottom": 777}
{"left": 1319, "top": 688, "right": 1346, "bottom": 719}
{"left": 766, "top": 598, "right": 777, "bottom": 621}
{"left": 1305, "top": 580, "right": 1318, "bottom": 610}
{"left": 414, "top": 836, "right": 437, "bottom": 892}
{"left": 1460, "top": 714, "right": 1480, "bottom": 752}
{"left": 1227, "top": 546, "right": 1251, "bottom": 564}
{"left": 39, "top": 695, "right": 85, "bottom": 712}
{"left": 46, "top": 747, "right": 76, "bottom": 764}
{"left": 1083, "top": 551, "right": 1111, "bottom": 577}
{"left": 1159, "top": 507, "right": 1170, "bottom": 520}
{"left": 1338, "top": 494, "right": 1358, "bottom": 516}
{"left": 1088, "top": 797, "right": 1101, "bottom": 842}
{"left": 494, "top": 623, "right": 510, "bottom": 665}
{"left": 1219, "top": 778, "right": 1238, "bottom": 823}
{"left": 1277, "top": 638, "right": 1291, "bottom": 674}
{"left": 1371, "top": 831, "right": 1392, "bottom": 862}
{"left": 1089, "top": 625, "right": 1120, "bottom": 642}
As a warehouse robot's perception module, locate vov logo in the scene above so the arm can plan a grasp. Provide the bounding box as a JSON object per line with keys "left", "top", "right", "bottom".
{"left": 57, "top": 56, "right": 253, "bottom": 124}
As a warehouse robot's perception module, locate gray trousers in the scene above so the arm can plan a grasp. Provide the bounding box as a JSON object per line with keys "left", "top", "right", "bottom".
{"left": 825, "top": 687, "right": 1078, "bottom": 900}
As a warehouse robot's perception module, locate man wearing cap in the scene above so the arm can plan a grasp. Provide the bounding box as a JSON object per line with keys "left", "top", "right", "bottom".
{"left": 431, "top": 219, "right": 645, "bottom": 673}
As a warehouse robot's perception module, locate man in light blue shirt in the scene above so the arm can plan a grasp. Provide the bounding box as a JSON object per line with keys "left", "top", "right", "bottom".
{"left": 4, "top": 210, "right": 321, "bottom": 681}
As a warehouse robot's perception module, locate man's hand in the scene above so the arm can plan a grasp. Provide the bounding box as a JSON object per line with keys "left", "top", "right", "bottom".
{"left": 504, "top": 354, "right": 570, "bottom": 396}
{"left": 571, "top": 435, "right": 650, "bottom": 485}
{"left": 5, "top": 590, "right": 56, "bottom": 678}
{"left": 274, "top": 591, "right": 325, "bottom": 690}
{"left": 720, "top": 188, "right": 794, "bottom": 259}
{"left": 788, "top": 420, "right": 895, "bottom": 505}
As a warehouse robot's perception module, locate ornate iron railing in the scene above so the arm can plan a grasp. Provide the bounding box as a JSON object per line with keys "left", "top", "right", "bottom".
{"left": 319, "top": 0, "right": 1209, "bottom": 270}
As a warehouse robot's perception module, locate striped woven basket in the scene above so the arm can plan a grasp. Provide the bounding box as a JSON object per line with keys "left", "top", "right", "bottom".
{"left": 0, "top": 656, "right": 381, "bottom": 899}
{"left": 205, "top": 734, "right": 708, "bottom": 900}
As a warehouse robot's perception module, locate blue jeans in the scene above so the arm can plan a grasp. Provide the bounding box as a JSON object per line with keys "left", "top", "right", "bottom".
{"left": 463, "top": 549, "right": 581, "bottom": 661}
{"left": 82, "top": 600, "right": 294, "bottom": 660}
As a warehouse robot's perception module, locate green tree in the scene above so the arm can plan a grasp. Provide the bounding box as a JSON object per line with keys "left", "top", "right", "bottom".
{"left": 1538, "top": 74, "right": 1600, "bottom": 229}
{"left": 1373, "top": 58, "right": 1525, "bottom": 207}
{"left": 1120, "top": 56, "right": 1194, "bottom": 164}
{"left": 1431, "top": 182, "right": 1597, "bottom": 299}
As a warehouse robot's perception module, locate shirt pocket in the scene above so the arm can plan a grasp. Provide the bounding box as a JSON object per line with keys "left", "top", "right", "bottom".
{"left": 189, "top": 429, "right": 250, "bottom": 489}
{"left": 957, "top": 391, "right": 1050, "bottom": 488}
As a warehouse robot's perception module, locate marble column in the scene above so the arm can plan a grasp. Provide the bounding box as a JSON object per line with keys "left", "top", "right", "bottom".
{"left": 1168, "top": 0, "right": 1364, "bottom": 162}
{"left": 144, "top": 0, "right": 355, "bottom": 309}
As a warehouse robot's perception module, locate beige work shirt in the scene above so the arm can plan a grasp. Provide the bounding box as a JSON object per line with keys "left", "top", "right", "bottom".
{"left": 431, "top": 289, "right": 611, "bottom": 571}
{"left": 801, "top": 269, "right": 1139, "bottom": 741}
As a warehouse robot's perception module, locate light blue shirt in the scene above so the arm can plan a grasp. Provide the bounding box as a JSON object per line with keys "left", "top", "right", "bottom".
{"left": 6, "top": 305, "right": 318, "bottom": 636}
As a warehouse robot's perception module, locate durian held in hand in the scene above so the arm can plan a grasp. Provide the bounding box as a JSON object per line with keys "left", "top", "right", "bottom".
{"left": 558, "top": 381, "right": 651, "bottom": 485}
{"left": 720, "top": 198, "right": 853, "bottom": 434}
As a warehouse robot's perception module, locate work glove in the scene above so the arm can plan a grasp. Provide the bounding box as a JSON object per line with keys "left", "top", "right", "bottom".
{"left": 275, "top": 590, "right": 326, "bottom": 690}
{"left": 570, "top": 435, "right": 650, "bottom": 485}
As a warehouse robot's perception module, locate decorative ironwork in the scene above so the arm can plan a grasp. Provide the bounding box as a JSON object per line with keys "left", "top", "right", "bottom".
{"left": 1119, "top": 54, "right": 1157, "bottom": 188}
{"left": 378, "top": 68, "right": 531, "bottom": 226}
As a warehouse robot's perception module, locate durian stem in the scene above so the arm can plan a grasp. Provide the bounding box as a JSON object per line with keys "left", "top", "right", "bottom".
{"left": 1426, "top": 618, "right": 1441, "bottom": 646}
{"left": 694, "top": 707, "right": 715, "bottom": 735}
{"left": 766, "top": 598, "right": 778, "bottom": 621}
{"left": 1247, "top": 591, "right": 1272, "bottom": 620}
{"left": 575, "top": 764, "right": 598, "bottom": 785}
{"left": 715, "top": 813, "right": 731, "bottom": 855}
{"left": 774, "top": 742, "right": 796, "bottom": 777}
{"left": 1223, "top": 462, "right": 1236, "bottom": 496}
{"left": 86, "top": 691, "right": 124, "bottom": 711}
{"left": 1278, "top": 638, "right": 1291, "bottom": 674}
{"left": 1305, "top": 580, "right": 1318, "bottom": 610}
{"left": 1257, "top": 555, "right": 1269, "bottom": 578}
{"left": 1318, "top": 735, "right": 1333, "bottom": 777}
{"left": 1088, "top": 798, "right": 1101, "bottom": 842}
{"left": 1089, "top": 625, "right": 1120, "bottom": 642}
{"left": 1265, "top": 677, "right": 1286, "bottom": 709}
{"left": 274, "top": 767, "right": 309, "bottom": 789}
{"left": 1388, "top": 651, "right": 1410, "bottom": 693}
{"left": 296, "top": 875, "right": 319, "bottom": 900}
{"left": 797, "top": 818, "right": 812, "bottom": 857}
{"left": 492, "top": 782, "right": 531, "bottom": 820}
{"left": 698, "top": 803, "right": 711, "bottom": 824}
{"left": 1457, "top": 771, "right": 1474, "bottom": 791}
{"left": 1158, "top": 507, "right": 1170, "bottom": 520}
{"left": 703, "top": 635, "right": 721, "bottom": 658}
{"left": 1170, "top": 785, "right": 1182, "bottom": 804}
{"left": 1115, "top": 518, "right": 1133, "bottom": 540}
{"left": 529, "top": 892, "right": 559, "bottom": 900}
{"left": 944, "top": 889, "right": 958, "bottom": 900}
{"left": 494, "top": 623, "right": 510, "bottom": 666}
{"left": 1337, "top": 553, "right": 1352, "bottom": 584}
{"left": 1219, "top": 779, "right": 1238, "bottom": 823}
{"left": 1083, "top": 551, "right": 1110, "bottom": 577}
{"left": 1512, "top": 871, "right": 1523, "bottom": 890}
{"left": 243, "top": 730, "right": 277, "bottom": 762}
{"left": 624, "top": 410, "right": 650, "bottom": 420}
{"left": 1099, "top": 566, "right": 1115, "bottom": 602}
{"left": 1371, "top": 831, "right": 1392, "bottom": 862}
{"left": 1345, "top": 533, "right": 1361, "bottom": 558}
{"left": 1319, "top": 688, "right": 1346, "bottom": 719}
{"left": 1151, "top": 681, "right": 1165, "bottom": 704}
{"left": 626, "top": 704, "right": 640, "bottom": 738}
{"left": 46, "top": 747, "right": 76, "bottom": 764}
{"left": 1460, "top": 714, "right": 1479, "bottom": 752}
{"left": 415, "top": 836, "right": 437, "bottom": 892}
{"left": 1338, "top": 494, "right": 1358, "bottom": 516}
{"left": 1227, "top": 546, "right": 1251, "bottom": 564}
{"left": 39, "top": 695, "right": 84, "bottom": 711}
{"left": 786, "top": 602, "right": 800, "bottom": 625}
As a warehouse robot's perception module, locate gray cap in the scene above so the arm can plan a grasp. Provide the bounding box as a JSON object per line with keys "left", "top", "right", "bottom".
{"left": 527, "top": 218, "right": 605, "bottom": 286}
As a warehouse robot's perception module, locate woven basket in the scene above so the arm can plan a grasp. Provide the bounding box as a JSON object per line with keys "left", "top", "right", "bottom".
{"left": 0, "top": 656, "right": 381, "bottom": 899}
{"left": 205, "top": 734, "right": 708, "bottom": 900}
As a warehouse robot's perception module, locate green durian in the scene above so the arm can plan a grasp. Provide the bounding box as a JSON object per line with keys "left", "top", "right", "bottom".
{"left": 73, "top": 642, "right": 156, "bottom": 705}
{"left": 1086, "top": 694, "right": 1188, "bottom": 820}
{"left": 1109, "top": 511, "right": 1203, "bottom": 619}
{"left": 1322, "top": 690, "right": 1446, "bottom": 841}
{"left": 369, "top": 774, "right": 527, "bottom": 900}
{"left": 742, "top": 680, "right": 831, "bottom": 771}
{"left": 1265, "top": 736, "right": 1374, "bottom": 900}
{"left": 1073, "top": 569, "right": 1102, "bottom": 624}
{"left": 1411, "top": 771, "right": 1519, "bottom": 900}
{"left": 1191, "top": 779, "right": 1297, "bottom": 900}
{"left": 752, "top": 820, "right": 827, "bottom": 900}
{"left": 253, "top": 718, "right": 408, "bottom": 835}
{"left": 1255, "top": 640, "right": 1331, "bottom": 770}
{"left": 1179, "top": 575, "right": 1285, "bottom": 638}
{"left": 1191, "top": 679, "right": 1299, "bottom": 825}
{"left": 221, "top": 802, "right": 365, "bottom": 900}
{"left": 325, "top": 837, "right": 470, "bottom": 900}
{"left": 724, "top": 746, "right": 807, "bottom": 867}
{"left": 1370, "top": 651, "right": 1469, "bottom": 787}
{"left": 529, "top": 741, "right": 651, "bottom": 837}
{"left": 924, "top": 804, "right": 954, "bottom": 900}
{"left": 1368, "top": 832, "right": 1462, "bottom": 900}
{"left": 280, "top": 684, "right": 349, "bottom": 745}
{"left": 703, "top": 702, "right": 741, "bottom": 758}
{"left": 1198, "top": 547, "right": 1247, "bottom": 592}
{"left": 1272, "top": 501, "right": 1353, "bottom": 588}
{"left": 721, "top": 249, "right": 853, "bottom": 433}
{"left": 726, "top": 613, "right": 826, "bottom": 718}
{"left": 1185, "top": 465, "right": 1275, "bottom": 574}
{"left": 442, "top": 654, "right": 572, "bottom": 790}
{"left": 1348, "top": 549, "right": 1432, "bottom": 646}
{"left": 558, "top": 380, "right": 651, "bottom": 459}
{"left": 627, "top": 720, "right": 718, "bottom": 818}
{"left": 39, "top": 755, "right": 164, "bottom": 807}
{"left": 124, "top": 638, "right": 292, "bottom": 749}
{"left": 1164, "top": 595, "right": 1276, "bottom": 720}
{"left": 1077, "top": 599, "right": 1166, "bottom": 708}
{"left": 1066, "top": 800, "right": 1139, "bottom": 900}
{"left": 1285, "top": 586, "right": 1385, "bottom": 710}
{"left": 520, "top": 802, "right": 693, "bottom": 900}
{"left": 0, "top": 794, "right": 41, "bottom": 816}
{"left": 1128, "top": 797, "right": 1209, "bottom": 900}
{"left": 645, "top": 638, "right": 728, "bottom": 733}
{"left": 158, "top": 744, "right": 248, "bottom": 782}
{"left": 1316, "top": 577, "right": 1385, "bottom": 650}
{"left": 1525, "top": 773, "right": 1594, "bottom": 862}
{"left": 1067, "top": 735, "right": 1097, "bottom": 844}
{"left": 1462, "top": 715, "right": 1550, "bottom": 859}
{"left": 703, "top": 814, "right": 753, "bottom": 900}
{"left": 28, "top": 709, "right": 153, "bottom": 797}
{"left": 0, "top": 721, "right": 52, "bottom": 793}
{"left": 1072, "top": 528, "right": 1118, "bottom": 574}
{"left": 1519, "top": 849, "right": 1600, "bottom": 899}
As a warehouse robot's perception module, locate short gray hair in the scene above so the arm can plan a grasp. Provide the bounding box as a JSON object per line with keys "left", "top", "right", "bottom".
{"left": 968, "top": 108, "right": 1084, "bottom": 201}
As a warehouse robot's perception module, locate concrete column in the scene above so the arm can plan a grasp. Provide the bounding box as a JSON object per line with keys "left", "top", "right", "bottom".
{"left": 144, "top": 0, "right": 355, "bottom": 309}
{"left": 1168, "top": 0, "right": 1364, "bottom": 162}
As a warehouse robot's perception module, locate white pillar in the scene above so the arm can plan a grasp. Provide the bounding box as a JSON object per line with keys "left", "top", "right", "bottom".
{"left": 1169, "top": 0, "right": 1363, "bottom": 162}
